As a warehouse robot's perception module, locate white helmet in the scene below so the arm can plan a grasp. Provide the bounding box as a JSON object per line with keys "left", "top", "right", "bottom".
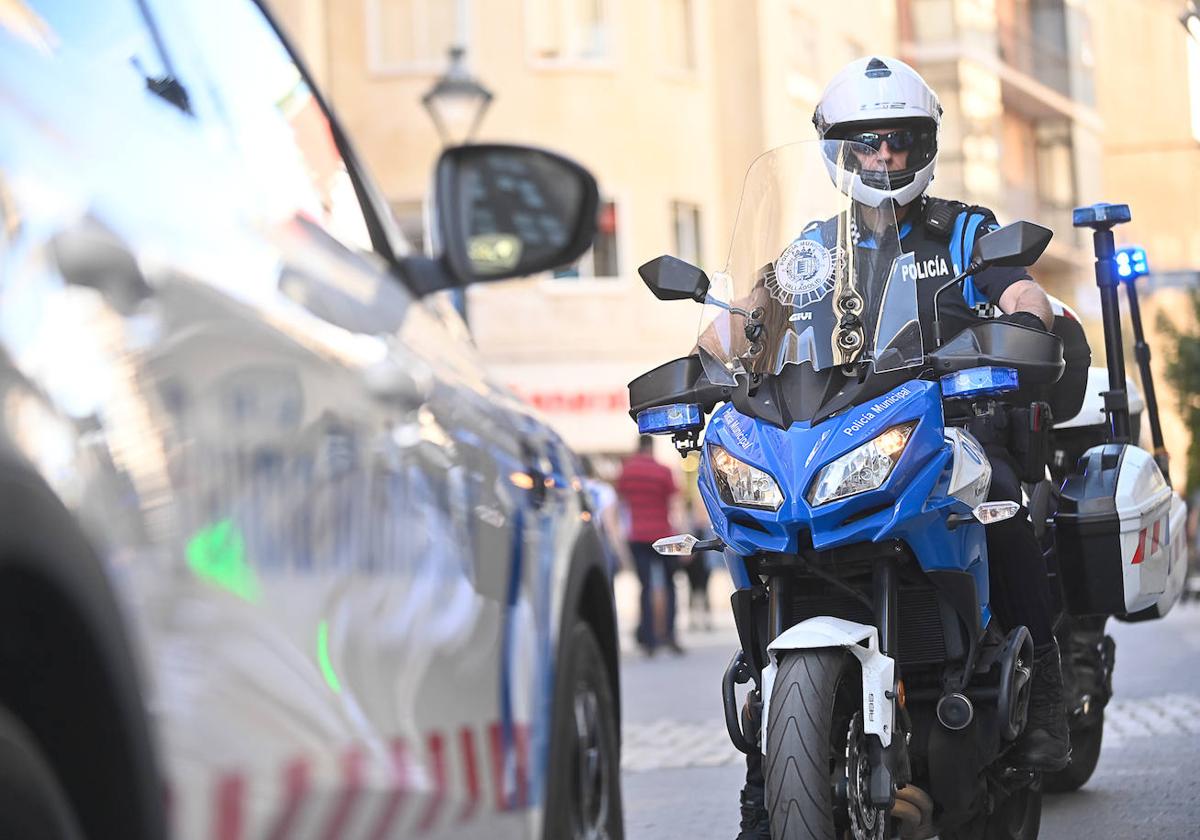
{"left": 813, "top": 56, "right": 942, "bottom": 208}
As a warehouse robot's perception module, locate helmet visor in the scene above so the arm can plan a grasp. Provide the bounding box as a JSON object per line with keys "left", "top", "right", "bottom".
{"left": 825, "top": 120, "right": 937, "bottom": 191}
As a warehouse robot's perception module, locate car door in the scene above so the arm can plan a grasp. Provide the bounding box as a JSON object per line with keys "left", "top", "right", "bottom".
{"left": 136, "top": 1, "right": 543, "bottom": 837}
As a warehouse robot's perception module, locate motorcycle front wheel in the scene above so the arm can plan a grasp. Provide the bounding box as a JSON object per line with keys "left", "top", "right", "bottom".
{"left": 764, "top": 649, "right": 887, "bottom": 840}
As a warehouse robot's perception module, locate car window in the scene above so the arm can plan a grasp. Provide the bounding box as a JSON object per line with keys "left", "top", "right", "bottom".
{"left": 160, "top": 0, "right": 375, "bottom": 254}
{"left": 17, "top": 0, "right": 186, "bottom": 111}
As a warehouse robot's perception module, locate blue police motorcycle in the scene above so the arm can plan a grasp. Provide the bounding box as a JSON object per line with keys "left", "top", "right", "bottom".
{"left": 628, "top": 141, "right": 1070, "bottom": 839}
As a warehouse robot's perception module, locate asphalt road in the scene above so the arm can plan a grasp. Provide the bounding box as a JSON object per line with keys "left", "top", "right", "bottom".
{"left": 615, "top": 572, "right": 1200, "bottom": 840}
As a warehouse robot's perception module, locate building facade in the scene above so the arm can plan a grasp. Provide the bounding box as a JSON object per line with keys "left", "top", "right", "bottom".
{"left": 899, "top": 0, "right": 1103, "bottom": 303}
{"left": 268, "top": 0, "right": 1122, "bottom": 459}
{"left": 270, "top": 0, "right": 898, "bottom": 455}
{"left": 1091, "top": 0, "right": 1200, "bottom": 481}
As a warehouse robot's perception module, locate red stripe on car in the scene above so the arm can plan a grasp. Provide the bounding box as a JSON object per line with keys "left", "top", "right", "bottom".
{"left": 459, "top": 727, "right": 481, "bottom": 822}
{"left": 366, "top": 739, "right": 410, "bottom": 840}
{"left": 319, "top": 748, "right": 364, "bottom": 840}
{"left": 489, "top": 723, "right": 506, "bottom": 811}
{"left": 214, "top": 773, "right": 244, "bottom": 840}
{"left": 416, "top": 732, "right": 447, "bottom": 834}
{"left": 488, "top": 721, "right": 531, "bottom": 811}
{"left": 514, "top": 723, "right": 530, "bottom": 809}
{"left": 266, "top": 756, "right": 310, "bottom": 840}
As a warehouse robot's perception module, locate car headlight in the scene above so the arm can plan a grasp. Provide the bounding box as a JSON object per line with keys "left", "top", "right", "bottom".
{"left": 709, "top": 445, "right": 783, "bottom": 511}
{"left": 807, "top": 421, "right": 917, "bottom": 507}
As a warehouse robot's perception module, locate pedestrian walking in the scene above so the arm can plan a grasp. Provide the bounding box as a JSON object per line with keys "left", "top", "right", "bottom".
{"left": 616, "top": 436, "right": 683, "bottom": 655}
{"left": 685, "top": 498, "right": 718, "bottom": 632}
{"left": 581, "top": 455, "right": 629, "bottom": 580}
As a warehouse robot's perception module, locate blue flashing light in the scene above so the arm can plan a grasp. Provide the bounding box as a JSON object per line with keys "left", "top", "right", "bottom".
{"left": 940, "top": 366, "right": 1020, "bottom": 400}
{"left": 637, "top": 403, "right": 703, "bottom": 435}
{"left": 1072, "top": 203, "right": 1132, "bottom": 227}
{"left": 1115, "top": 246, "right": 1150, "bottom": 281}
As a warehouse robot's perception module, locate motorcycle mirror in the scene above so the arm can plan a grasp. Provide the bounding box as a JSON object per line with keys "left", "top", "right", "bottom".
{"left": 430, "top": 144, "right": 599, "bottom": 288}
{"left": 931, "top": 220, "right": 1053, "bottom": 347}
{"left": 638, "top": 255, "right": 710, "bottom": 302}
{"left": 974, "top": 221, "right": 1053, "bottom": 268}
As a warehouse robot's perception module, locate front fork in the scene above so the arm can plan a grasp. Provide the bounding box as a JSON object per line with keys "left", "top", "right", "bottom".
{"left": 724, "top": 556, "right": 909, "bottom": 808}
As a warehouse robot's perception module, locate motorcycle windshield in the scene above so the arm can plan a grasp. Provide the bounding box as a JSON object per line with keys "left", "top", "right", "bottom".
{"left": 696, "top": 140, "right": 924, "bottom": 386}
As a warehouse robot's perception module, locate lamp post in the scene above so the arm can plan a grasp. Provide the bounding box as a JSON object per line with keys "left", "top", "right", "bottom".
{"left": 421, "top": 45, "right": 494, "bottom": 147}
{"left": 420, "top": 43, "right": 493, "bottom": 327}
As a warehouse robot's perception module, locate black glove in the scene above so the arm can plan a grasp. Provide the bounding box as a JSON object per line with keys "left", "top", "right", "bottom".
{"left": 998, "top": 311, "right": 1046, "bottom": 331}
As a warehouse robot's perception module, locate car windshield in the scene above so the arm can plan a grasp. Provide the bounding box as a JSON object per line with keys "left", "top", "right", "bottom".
{"left": 695, "top": 140, "right": 924, "bottom": 386}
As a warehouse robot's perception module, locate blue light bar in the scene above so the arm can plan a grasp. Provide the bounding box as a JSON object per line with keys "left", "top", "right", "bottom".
{"left": 1072, "top": 203, "right": 1132, "bottom": 227}
{"left": 940, "top": 366, "right": 1019, "bottom": 399}
{"left": 1115, "top": 245, "right": 1149, "bottom": 280}
{"left": 637, "top": 403, "right": 703, "bottom": 435}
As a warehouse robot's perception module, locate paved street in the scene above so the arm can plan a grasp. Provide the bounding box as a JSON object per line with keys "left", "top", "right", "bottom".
{"left": 614, "top": 570, "right": 1200, "bottom": 839}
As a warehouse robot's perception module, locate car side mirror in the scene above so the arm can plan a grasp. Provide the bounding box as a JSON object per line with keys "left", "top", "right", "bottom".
{"left": 974, "top": 221, "right": 1053, "bottom": 267}
{"left": 432, "top": 143, "right": 599, "bottom": 287}
{"left": 638, "top": 255, "right": 710, "bottom": 302}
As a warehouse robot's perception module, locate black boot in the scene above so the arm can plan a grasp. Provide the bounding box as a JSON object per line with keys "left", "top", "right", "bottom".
{"left": 736, "top": 691, "right": 770, "bottom": 839}
{"left": 736, "top": 786, "right": 770, "bottom": 840}
{"left": 1009, "top": 641, "right": 1071, "bottom": 771}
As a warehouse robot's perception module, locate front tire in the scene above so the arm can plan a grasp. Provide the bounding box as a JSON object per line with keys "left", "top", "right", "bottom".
{"left": 0, "top": 705, "right": 83, "bottom": 840}
{"left": 543, "top": 620, "right": 623, "bottom": 840}
{"left": 765, "top": 649, "right": 882, "bottom": 840}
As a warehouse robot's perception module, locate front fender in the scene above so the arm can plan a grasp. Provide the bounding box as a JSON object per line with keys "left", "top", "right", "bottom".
{"left": 762, "top": 617, "right": 895, "bottom": 748}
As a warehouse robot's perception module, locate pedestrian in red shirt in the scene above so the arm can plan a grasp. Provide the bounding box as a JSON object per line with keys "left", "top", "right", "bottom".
{"left": 616, "top": 436, "right": 682, "bottom": 655}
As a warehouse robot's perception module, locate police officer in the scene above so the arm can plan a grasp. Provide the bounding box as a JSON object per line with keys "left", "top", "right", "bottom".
{"left": 736, "top": 55, "right": 1069, "bottom": 839}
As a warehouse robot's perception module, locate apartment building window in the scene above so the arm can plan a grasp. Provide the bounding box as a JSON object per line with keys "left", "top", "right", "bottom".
{"left": 1000, "top": 111, "right": 1037, "bottom": 191}
{"left": 672, "top": 201, "right": 703, "bottom": 267}
{"left": 786, "top": 9, "right": 821, "bottom": 100}
{"left": 659, "top": 0, "right": 696, "bottom": 74}
{"left": 1034, "top": 123, "right": 1075, "bottom": 209}
{"left": 1189, "top": 36, "right": 1200, "bottom": 144}
{"left": 839, "top": 37, "right": 867, "bottom": 68}
{"left": 527, "top": 0, "right": 612, "bottom": 65}
{"left": 554, "top": 199, "right": 621, "bottom": 278}
{"left": 391, "top": 199, "right": 426, "bottom": 254}
{"left": 909, "top": 0, "right": 957, "bottom": 42}
{"left": 368, "top": 0, "right": 459, "bottom": 73}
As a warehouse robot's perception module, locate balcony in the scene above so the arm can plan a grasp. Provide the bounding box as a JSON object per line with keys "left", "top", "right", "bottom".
{"left": 1000, "top": 180, "right": 1090, "bottom": 279}
{"left": 996, "top": 19, "right": 1070, "bottom": 100}
{"left": 902, "top": 0, "right": 1098, "bottom": 124}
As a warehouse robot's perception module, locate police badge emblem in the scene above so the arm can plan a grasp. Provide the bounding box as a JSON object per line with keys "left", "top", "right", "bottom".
{"left": 768, "top": 238, "right": 846, "bottom": 308}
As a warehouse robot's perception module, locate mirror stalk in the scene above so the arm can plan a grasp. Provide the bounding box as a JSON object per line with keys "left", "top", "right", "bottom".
{"left": 931, "top": 261, "right": 986, "bottom": 348}
{"left": 708, "top": 298, "right": 753, "bottom": 319}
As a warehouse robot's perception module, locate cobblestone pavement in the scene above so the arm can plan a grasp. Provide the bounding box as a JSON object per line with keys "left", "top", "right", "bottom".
{"left": 617, "top": 572, "right": 1200, "bottom": 839}
{"left": 621, "top": 689, "right": 1200, "bottom": 773}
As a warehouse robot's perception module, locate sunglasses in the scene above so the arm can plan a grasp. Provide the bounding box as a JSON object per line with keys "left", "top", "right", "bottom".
{"left": 845, "top": 129, "right": 917, "bottom": 153}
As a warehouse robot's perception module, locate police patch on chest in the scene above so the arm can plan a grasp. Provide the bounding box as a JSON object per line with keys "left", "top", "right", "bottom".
{"left": 901, "top": 254, "right": 951, "bottom": 282}
{"left": 769, "top": 239, "right": 846, "bottom": 307}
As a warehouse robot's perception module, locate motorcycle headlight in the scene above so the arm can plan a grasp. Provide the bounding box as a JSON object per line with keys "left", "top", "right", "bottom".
{"left": 807, "top": 421, "right": 917, "bottom": 507}
{"left": 709, "top": 445, "right": 783, "bottom": 511}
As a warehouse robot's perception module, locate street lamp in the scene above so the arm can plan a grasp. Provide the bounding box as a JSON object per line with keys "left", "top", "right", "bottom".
{"left": 421, "top": 46, "right": 494, "bottom": 147}
{"left": 1181, "top": 0, "right": 1200, "bottom": 42}
{"left": 420, "top": 45, "right": 493, "bottom": 327}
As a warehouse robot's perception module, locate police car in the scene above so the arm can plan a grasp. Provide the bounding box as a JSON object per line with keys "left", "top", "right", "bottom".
{"left": 0, "top": 2, "right": 622, "bottom": 838}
